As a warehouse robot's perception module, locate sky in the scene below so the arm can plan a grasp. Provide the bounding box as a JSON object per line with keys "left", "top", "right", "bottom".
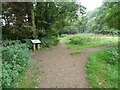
{"left": 79, "top": 0, "right": 103, "bottom": 11}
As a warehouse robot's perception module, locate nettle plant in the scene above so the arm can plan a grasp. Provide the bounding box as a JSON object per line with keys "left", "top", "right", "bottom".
{"left": 2, "top": 43, "right": 32, "bottom": 87}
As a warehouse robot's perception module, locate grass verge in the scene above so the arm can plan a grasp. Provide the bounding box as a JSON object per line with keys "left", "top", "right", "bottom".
{"left": 86, "top": 47, "right": 118, "bottom": 88}
{"left": 11, "top": 64, "right": 40, "bottom": 88}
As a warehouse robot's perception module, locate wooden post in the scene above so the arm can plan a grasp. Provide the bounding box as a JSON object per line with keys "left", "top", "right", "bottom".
{"left": 37, "top": 44, "right": 40, "bottom": 50}
{"left": 33, "top": 44, "right": 36, "bottom": 51}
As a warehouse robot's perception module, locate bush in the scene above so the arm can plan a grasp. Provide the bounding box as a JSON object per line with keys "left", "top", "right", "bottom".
{"left": 106, "top": 47, "right": 118, "bottom": 64}
{"left": 21, "top": 39, "right": 33, "bottom": 50}
{"left": 2, "top": 24, "right": 34, "bottom": 40}
{"left": 40, "top": 36, "right": 59, "bottom": 48}
{"left": 18, "top": 25, "right": 34, "bottom": 39}
{"left": 69, "top": 36, "right": 92, "bottom": 45}
{"left": 59, "top": 26, "right": 79, "bottom": 35}
{"left": 2, "top": 43, "right": 32, "bottom": 88}
{"left": 60, "top": 34, "right": 67, "bottom": 37}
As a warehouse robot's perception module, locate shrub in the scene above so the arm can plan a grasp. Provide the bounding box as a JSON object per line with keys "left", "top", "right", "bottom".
{"left": 60, "top": 34, "right": 67, "bottom": 37}
{"left": 18, "top": 25, "right": 34, "bottom": 39}
{"left": 69, "top": 36, "right": 92, "bottom": 45}
{"left": 40, "top": 36, "right": 59, "bottom": 48}
{"left": 2, "top": 24, "right": 34, "bottom": 40}
{"left": 2, "top": 43, "right": 32, "bottom": 88}
{"left": 59, "top": 26, "right": 79, "bottom": 35}
{"left": 106, "top": 46, "right": 118, "bottom": 64}
{"left": 21, "top": 39, "right": 33, "bottom": 50}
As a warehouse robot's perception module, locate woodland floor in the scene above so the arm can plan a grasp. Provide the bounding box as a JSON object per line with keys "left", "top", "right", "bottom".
{"left": 31, "top": 42, "right": 111, "bottom": 88}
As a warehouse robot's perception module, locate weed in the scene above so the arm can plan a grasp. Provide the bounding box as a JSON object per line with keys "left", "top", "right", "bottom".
{"left": 70, "top": 52, "right": 81, "bottom": 55}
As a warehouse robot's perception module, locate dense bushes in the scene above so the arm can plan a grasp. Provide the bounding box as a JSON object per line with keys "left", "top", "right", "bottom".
{"left": 40, "top": 36, "right": 59, "bottom": 48}
{"left": 2, "top": 43, "right": 32, "bottom": 88}
{"left": 21, "top": 39, "right": 33, "bottom": 50}
{"left": 21, "top": 36, "right": 59, "bottom": 49}
{"left": 3, "top": 25, "right": 59, "bottom": 49}
{"left": 59, "top": 26, "right": 79, "bottom": 35}
{"left": 2, "top": 24, "right": 34, "bottom": 40}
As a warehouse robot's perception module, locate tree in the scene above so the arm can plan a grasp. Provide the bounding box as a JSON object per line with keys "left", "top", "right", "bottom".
{"left": 35, "top": 2, "right": 86, "bottom": 37}
{"left": 81, "top": 2, "right": 119, "bottom": 34}
{"left": 2, "top": 2, "right": 86, "bottom": 40}
{"left": 103, "top": 2, "right": 120, "bottom": 30}
{"left": 2, "top": 2, "right": 36, "bottom": 39}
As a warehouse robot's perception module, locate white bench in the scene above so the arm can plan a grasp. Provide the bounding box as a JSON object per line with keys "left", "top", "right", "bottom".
{"left": 31, "top": 39, "right": 41, "bottom": 51}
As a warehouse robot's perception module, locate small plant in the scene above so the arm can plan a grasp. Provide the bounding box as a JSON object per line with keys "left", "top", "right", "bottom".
{"left": 70, "top": 52, "right": 81, "bottom": 55}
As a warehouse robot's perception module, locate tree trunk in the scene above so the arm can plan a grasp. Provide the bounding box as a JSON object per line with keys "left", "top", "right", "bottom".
{"left": 31, "top": 4, "right": 38, "bottom": 39}
{"left": 31, "top": 8, "right": 36, "bottom": 28}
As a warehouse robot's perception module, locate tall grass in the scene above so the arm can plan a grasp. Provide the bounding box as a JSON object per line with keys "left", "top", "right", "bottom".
{"left": 61, "top": 33, "right": 118, "bottom": 49}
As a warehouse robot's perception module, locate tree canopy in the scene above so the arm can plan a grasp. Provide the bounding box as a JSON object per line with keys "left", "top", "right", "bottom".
{"left": 80, "top": 2, "right": 119, "bottom": 34}
{"left": 2, "top": 2, "right": 86, "bottom": 40}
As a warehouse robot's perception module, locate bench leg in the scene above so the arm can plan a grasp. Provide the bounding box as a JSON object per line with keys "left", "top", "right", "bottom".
{"left": 37, "top": 44, "right": 40, "bottom": 50}
{"left": 33, "top": 44, "right": 36, "bottom": 51}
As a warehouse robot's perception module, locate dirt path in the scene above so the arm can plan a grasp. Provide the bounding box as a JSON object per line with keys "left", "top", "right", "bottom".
{"left": 32, "top": 42, "right": 110, "bottom": 88}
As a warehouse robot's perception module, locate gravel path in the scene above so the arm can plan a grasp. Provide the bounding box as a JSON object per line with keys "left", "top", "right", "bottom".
{"left": 32, "top": 42, "right": 110, "bottom": 88}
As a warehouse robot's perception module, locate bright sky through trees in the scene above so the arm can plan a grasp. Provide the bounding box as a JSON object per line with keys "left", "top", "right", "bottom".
{"left": 79, "top": 0, "right": 103, "bottom": 11}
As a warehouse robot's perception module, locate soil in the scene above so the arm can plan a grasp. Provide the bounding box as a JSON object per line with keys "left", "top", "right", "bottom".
{"left": 32, "top": 42, "right": 110, "bottom": 88}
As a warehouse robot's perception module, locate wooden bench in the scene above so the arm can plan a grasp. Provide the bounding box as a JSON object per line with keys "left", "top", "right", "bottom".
{"left": 31, "top": 39, "right": 41, "bottom": 51}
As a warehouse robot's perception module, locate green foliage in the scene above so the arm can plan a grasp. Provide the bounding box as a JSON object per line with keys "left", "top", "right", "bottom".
{"left": 35, "top": 2, "right": 84, "bottom": 47}
{"left": 69, "top": 36, "right": 92, "bottom": 45}
{"left": 2, "top": 24, "right": 34, "bottom": 40}
{"left": 2, "top": 2, "right": 86, "bottom": 49}
{"left": 11, "top": 66, "right": 40, "bottom": 88}
{"left": 2, "top": 43, "right": 32, "bottom": 88}
{"left": 86, "top": 47, "right": 118, "bottom": 88}
{"left": 103, "top": 2, "right": 120, "bottom": 30}
{"left": 81, "top": 2, "right": 119, "bottom": 34}
{"left": 0, "top": 46, "right": 3, "bottom": 56}
{"left": 70, "top": 52, "right": 81, "bottom": 56}
{"left": 19, "top": 24, "right": 35, "bottom": 39}
{"left": 35, "top": 2, "right": 85, "bottom": 37}
{"left": 59, "top": 26, "right": 79, "bottom": 35}
{"left": 40, "top": 36, "right": 59, "bottom": 48}
{"left": 63, "top": 33, "right": 118, "bottom": 49}
{"left": 2, "top": 2, "right": 35, "bottom": 40}
{"left": 21, "top": 39, "right": 33, "bottom": 49}
{"left": 106, "top": 47, "right": 118, "bottom": 64}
